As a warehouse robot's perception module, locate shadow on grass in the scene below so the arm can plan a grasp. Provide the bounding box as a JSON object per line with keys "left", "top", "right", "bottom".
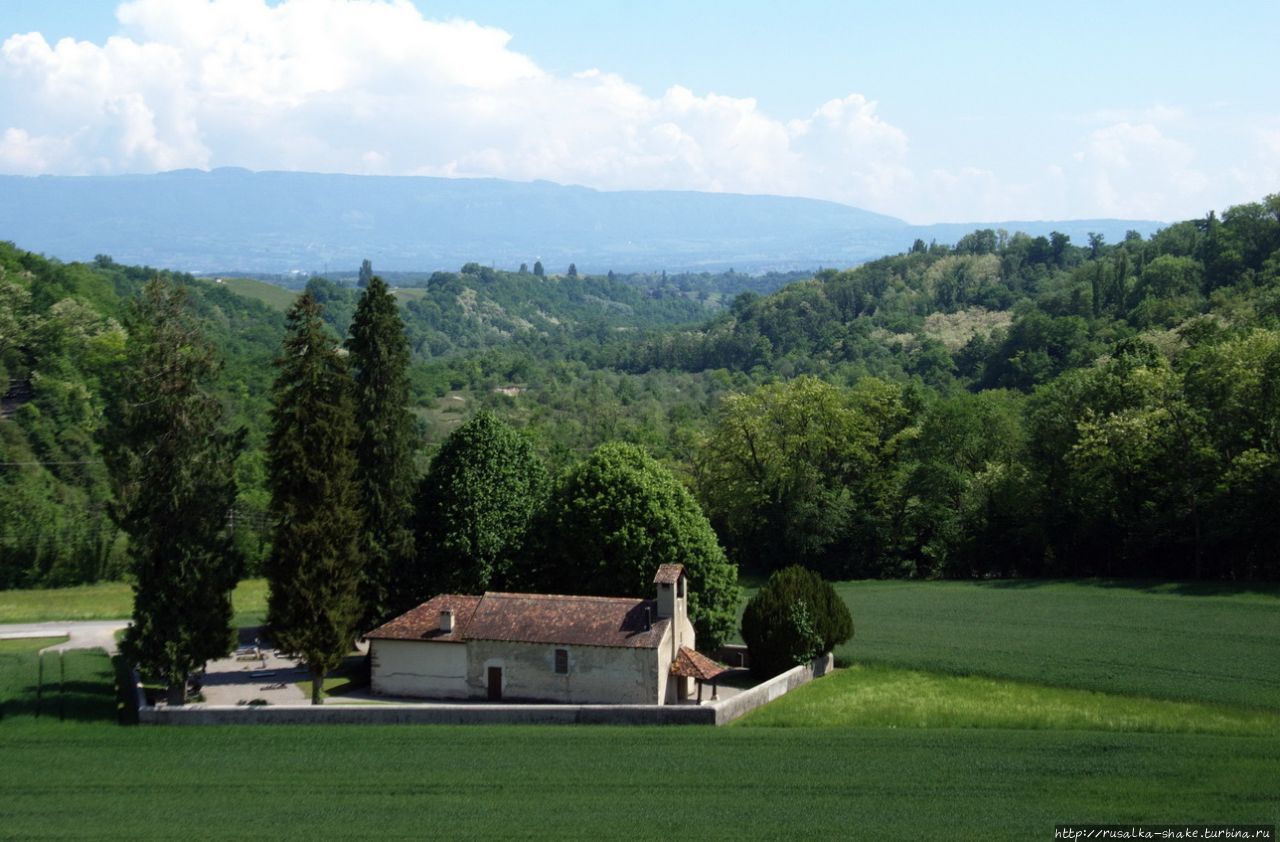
{"left": 3, "top": 679, "right": 119, "bottom": 724}
{"left": 972, "top": 577, "right": 1280, "bottom": 599}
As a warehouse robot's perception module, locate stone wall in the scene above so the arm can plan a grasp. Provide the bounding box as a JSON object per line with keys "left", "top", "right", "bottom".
{"left": 136, "top": 652, "right": 833, "bottom": 727}
{"left": 139, "top": 701, "right": 716, "bottom": 726}
{"left": 711, "top": 651, "right": 833, "bottom": 726}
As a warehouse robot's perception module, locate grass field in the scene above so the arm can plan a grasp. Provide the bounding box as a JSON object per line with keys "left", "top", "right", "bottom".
{"left": 833, "top": 579, "right": 1280, "bottom": 708}
{"left": 0, "top": 578, "right": 269, "bottom": 625}
{"left": 0, "top": 633, "right": 1274, "bottom": 839}
{"left": 738, "top": 663, "right": 1280, "bottom": 736}
{"left": 194, "top": 276, "right": 298, "bottom": 311}
{"left": 1, "top": 580, "right": 1277, "bottom": 837}
{"left": 193, "top": 275, "right": 428, "bottom": 311}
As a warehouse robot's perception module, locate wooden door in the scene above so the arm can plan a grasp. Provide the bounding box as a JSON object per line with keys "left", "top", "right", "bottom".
{"left": 487, "top": 667, "right": 502, "bottom": 701}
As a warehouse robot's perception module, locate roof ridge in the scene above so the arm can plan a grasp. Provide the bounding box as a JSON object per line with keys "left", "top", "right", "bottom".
{"left": 482, "top": 591, "right": 651, "bottom": 604}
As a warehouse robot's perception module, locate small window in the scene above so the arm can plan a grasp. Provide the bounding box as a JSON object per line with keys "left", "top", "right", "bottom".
{"left": 554, "top": 648, "right": 569, "bottom": 674}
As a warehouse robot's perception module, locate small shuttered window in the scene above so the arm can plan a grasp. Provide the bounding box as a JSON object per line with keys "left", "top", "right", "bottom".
{"left": 554, "top": 648, "right": 569, "bottom": 674}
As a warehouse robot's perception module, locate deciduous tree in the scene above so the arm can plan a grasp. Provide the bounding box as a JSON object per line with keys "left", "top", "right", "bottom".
{"left": 530, "top": 441, "right": 740, "bottom": 649}
{"left": 415, "top": 411, "right": 547, "bottom": 594}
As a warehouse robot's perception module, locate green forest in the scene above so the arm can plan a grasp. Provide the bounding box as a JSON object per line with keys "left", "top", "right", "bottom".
{"left": 3, "top": 193, "right": 1279, "bottom": 596}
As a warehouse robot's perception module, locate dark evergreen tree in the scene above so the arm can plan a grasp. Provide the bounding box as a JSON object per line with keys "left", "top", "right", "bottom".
{"left": 101, "top": 278, "right": 243, "bottom": 705}
{"left": 348, "top": 276, "right": 418, "bottom": 626}
{"left": 740, "top": 565, "right": 852, "bottom": 678}
{"left": 415, "top": 411, "right": 547, "bottom": 594}
{"left": 265, "top": 292, "right": 363, "bottom": 704}
{"left": 357, "top": 258, "right": 374, "bottom": 289}
{"left": 533, "top": 260, "right": 545, "bottom": 278}
{"left": 518, "top": 262, "right": 529, "bottom": 274}
{"left": 566, "top": 263, "right": 579, "bottom": 278}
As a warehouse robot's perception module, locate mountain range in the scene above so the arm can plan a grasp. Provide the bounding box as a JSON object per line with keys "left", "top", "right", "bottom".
{"left": 0, "top": 168, "right": 1165, "bottom": 274}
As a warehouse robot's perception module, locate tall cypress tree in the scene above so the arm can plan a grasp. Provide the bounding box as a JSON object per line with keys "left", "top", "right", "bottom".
{"left": 347, "top": 275, "right": 418, "bottom": 626}
{"left": 102, "top": 278, "right": 243, "bottom": 706}
{"left": 266, "top": 292, "right": 363, "bottom": 705}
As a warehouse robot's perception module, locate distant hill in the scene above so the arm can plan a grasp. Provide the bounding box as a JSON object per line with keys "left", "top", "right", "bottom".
{"left": 0, "top": 169, "right": 1165, "bottom": 274}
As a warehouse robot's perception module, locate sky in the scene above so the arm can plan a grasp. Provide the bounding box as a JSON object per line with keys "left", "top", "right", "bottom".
{"left": 0, "top": 0, "right": 1276, "bottom": 223}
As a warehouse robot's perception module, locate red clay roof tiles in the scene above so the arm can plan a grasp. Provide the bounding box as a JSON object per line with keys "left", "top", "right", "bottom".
{"left": 653, "top": 564, "right": 685, "bottom": 585}
{"left": 364, "top": 594, "right": 481, "bottom": 643}
{"left": 670, "top": 646, "right": 727, "bottom": 681}
{"left": 366, "top": 592, "right": 670, "bottom": 649}
{"left": 466, "top": 592, "right": 669, "bottom": 649}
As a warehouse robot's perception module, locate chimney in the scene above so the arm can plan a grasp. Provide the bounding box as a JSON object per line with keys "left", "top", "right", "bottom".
{"left": 440, "top": 609, "right": 454, "bottom": 633}
{"left": 643, "top": 606, "right": 652, "bottom": 631}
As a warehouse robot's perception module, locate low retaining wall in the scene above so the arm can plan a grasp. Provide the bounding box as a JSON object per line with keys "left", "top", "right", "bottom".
{"left": 712, "top": 651, "right": 833, "bottom": 725}
{"left": 136, "top": 652, "right": 833, "bottom": 727}
{"left": 141, "top": 702, "right": 715, "bottom": 726}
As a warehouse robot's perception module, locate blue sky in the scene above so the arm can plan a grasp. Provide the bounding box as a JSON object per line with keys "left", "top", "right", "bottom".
{"left": 1, "top": 0, "right": 1276, "bottom": 222}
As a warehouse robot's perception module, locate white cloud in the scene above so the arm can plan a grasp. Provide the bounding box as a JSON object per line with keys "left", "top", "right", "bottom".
{"left": 0, "top": 0, "right": 914, "bottom": 212}
{"left": 0, "top": 0, "right": 1275, "bottom": 222}
{"left": 1070, "top": 122, "right": 1209, "bottom": 218}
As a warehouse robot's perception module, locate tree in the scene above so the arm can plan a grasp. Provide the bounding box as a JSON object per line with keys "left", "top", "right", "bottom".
{"left": 357, "top": 259, "right": 374, "bottom": 289}
{"left": 518, "top": 263, "right": 529, "bottom": 274}
{"left": 265, "top": 292, "right": 363, "bottom": 704}
{"left": 101, "top": 278, "right": 243, "bottom": 705}
{"left": 1127, "top": 255, "right": 1203, "bottom": 327}
{"left": 566, "top": 263, "right": 578, "bottom": 278}
{"left": 740, "top": 565, "right": 852, "bottom": 678}
{"left": 530, "top": 441, "right": 741, "bottom": 649}
{"left": 904, "top": 390, "right": 1036, "bottom": 577}
{"left": 347, "top": 276, "right": 418, "bottom": 626}
{"left": 415, "top": 411, "right": 547, "bottom": 594}
{"left": 533, "top": 260, "right": 545, "bottom": 278}
{"left": 698, "top": 376, "right": 912, "bottom": 576}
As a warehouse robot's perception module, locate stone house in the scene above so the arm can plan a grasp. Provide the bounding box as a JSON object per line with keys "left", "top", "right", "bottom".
{"left": 365, "top": 564, "right": 718, "bottom": 705}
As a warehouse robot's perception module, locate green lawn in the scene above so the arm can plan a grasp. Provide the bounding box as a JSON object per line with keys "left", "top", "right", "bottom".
{"left": 293, "top": 653, "right": 369, "bottom": 701}
{"left": 832, "top": 579, "right": 1280, "bottom": 709}
{"left": 1, "top": 581, "right": 1277, "bottom": 836}
{"left": 0, "top": 635, "right": 1274, "bottom": 840}
{"left": 739, "top": 663, "right": 1280, "bottom": 736}
{"left": 0, "top": 578, "right": 269, "bottom": 626}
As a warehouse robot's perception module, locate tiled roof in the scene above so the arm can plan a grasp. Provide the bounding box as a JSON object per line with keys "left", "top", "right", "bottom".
{"left": 367, "top": 592, "right": 670, "bottom": 649}
{"left": 670, "top": 646, "right": 727, "bottom": 681}
{"left": 364, "top": 594, "right": 481, "bottom": 643}
{"left": 466, "top": 593, "right": 669, "bottom": 649}
{"left": 653, "top": 564, "right": 685, "bottom": 585}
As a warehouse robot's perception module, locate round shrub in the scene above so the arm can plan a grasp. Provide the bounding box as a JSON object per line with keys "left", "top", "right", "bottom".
{"left": 740, "top": 565, "right": 853, "bottom": 678}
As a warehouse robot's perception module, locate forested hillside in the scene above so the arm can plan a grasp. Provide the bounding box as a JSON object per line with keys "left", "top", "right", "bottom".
{"left": 3, "top": 194, "right": 1278, "bottom": 589}
{"left": 0, "top": 248, "right": 283, "bottom": 587}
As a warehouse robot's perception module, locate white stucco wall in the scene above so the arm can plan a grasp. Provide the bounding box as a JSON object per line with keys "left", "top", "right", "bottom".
{"left": 370, "top": 639, "right": 469, "bottom": 699}
{"left": 466, "top": 639, "right": 660, "bottom": 704}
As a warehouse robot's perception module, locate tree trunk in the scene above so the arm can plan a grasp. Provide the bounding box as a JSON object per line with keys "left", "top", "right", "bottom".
{"left": 311, "top": 672, "right": 324, "bottom": 705}
{"left": 166, "top": 676, "right": 186, "bottom": 707}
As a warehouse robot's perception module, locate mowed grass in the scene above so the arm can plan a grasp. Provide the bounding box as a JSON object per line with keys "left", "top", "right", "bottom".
{"left": 0, "top": 606, "right": 1277, "bottom": 837}
{"left": 739, "top": 663, "right": 1280, "bottom": 736}
{"left": 0, "top": 647, "right": 1275, "bottom": 840}
{"left": 0, "top": 578, "right": 269, "bottom": 625}
{"left": 833, "top": 579, "right": 1280, "bottom": 709}
{"left": 0, "top": 637, "right": 116, "bottom": 722}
